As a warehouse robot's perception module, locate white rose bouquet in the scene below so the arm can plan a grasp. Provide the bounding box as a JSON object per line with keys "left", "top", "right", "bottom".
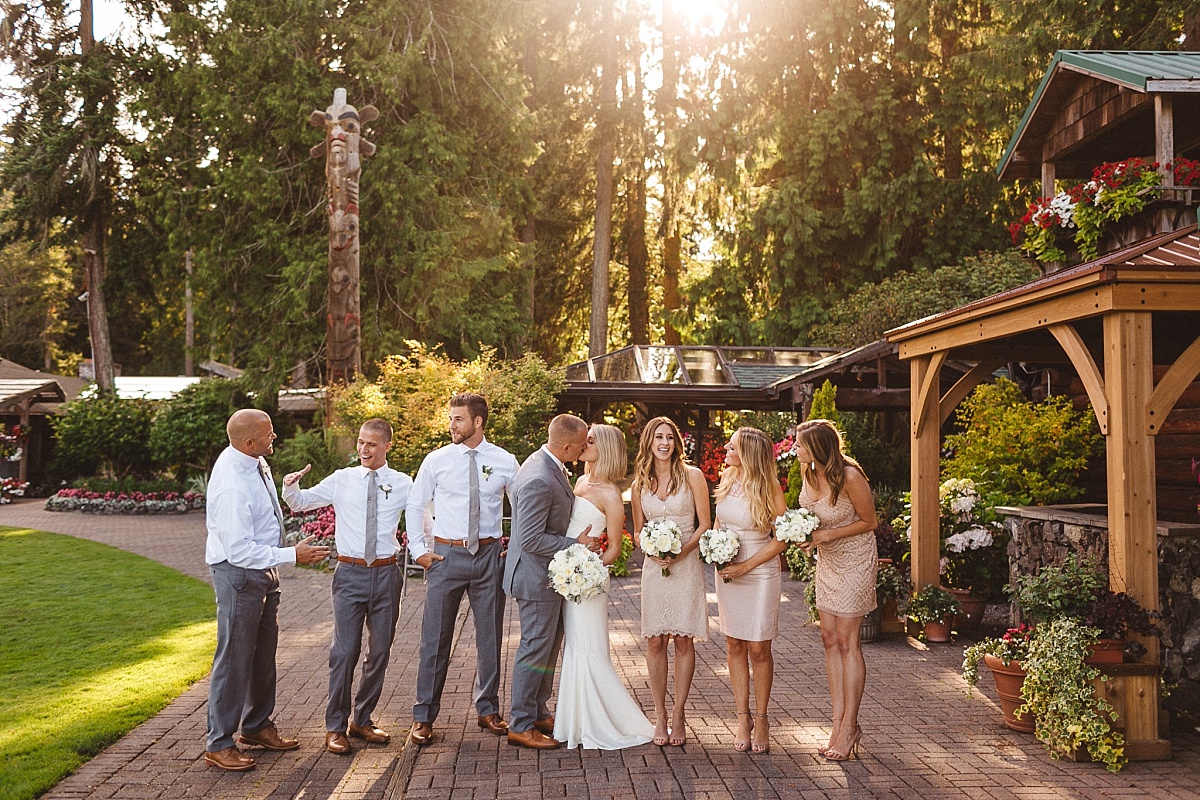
{"left": 548, "top": 543, "right": 609, "bottom": 603}
{"left": 699, "top": 527, "right": 740, "bottom": 583}
{"left": 640, "top": 518, "right": 683, "bottom": 576}
{"left": 773, "top": 507, "right": 821, "bottom": 545}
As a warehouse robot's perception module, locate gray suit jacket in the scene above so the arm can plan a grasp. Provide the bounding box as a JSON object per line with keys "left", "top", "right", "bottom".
{"left": 502, "top": 448, "right": 576, "bottom": 601}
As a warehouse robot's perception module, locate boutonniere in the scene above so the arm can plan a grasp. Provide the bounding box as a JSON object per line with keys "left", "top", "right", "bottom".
{"left": 481, "top": 465, "right": 494, "bottom": 481}
{"left": 380, "top": 483, "right": 393, "bottom": 498}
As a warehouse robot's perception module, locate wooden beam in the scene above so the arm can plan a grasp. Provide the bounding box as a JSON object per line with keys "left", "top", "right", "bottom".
{"left": 909, "top": 355, "right": 942, "bottom": 596}
{"left": 1048, "top": 323, "right": 1109, "bottom": 434}
{"left": 1147, "top": 334, "right": 1200, "bottom": 434}
{"left": 912, "top": 351, "right": 947, "bottom": 438}
{"left": 939, "top": 360, "right": 1004, "bottom": 426}
{"left": 1155, "top": 94, "right": 1174, "bottom": 184}
{"left": 1103, "top": 311, "right": 1160, "bottom": 749}
{"left": 1041, "top": 160, "right": 1056, "bottom": 200}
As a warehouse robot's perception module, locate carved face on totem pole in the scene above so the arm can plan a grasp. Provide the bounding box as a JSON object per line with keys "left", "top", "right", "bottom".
{"left": 309, "top": 89, "right": 379, "bottom": 384}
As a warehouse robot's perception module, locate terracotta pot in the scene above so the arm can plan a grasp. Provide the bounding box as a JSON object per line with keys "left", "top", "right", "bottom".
{"left": 983, "top": 654, "right": 1035, "bottom": 733}
{"left": 946, "top": 587, "right": 987, "bottom": 632}
{"left": 1086, "top": 638, "right": 1125, "bottom": 664}
{"left": 923, "top": 619, "right": 952, "bottom": 643}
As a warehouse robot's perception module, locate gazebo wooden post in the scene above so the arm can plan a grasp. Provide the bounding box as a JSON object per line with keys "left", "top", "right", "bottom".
{"left": 1102, "top": 311, "right": 1166, "bottom": 758}
{"left": 909, "top": 353, "right": 943, "bottom": 594}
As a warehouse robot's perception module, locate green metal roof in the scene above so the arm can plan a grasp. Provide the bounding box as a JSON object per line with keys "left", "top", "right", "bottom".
{"left": 997, "top": 51, "right": 1200, "bottom": 179}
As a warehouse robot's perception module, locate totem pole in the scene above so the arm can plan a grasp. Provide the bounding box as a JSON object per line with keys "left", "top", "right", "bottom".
{"left": 309, "top": 88, "right": 378, "bottom": 384}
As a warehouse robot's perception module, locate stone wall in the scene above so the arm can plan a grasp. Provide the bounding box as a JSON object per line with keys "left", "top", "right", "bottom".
{"left": 1000, "top": 504, "right": 1200, "bottom": 725}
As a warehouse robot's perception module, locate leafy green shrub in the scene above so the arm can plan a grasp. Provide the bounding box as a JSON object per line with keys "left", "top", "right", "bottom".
{"left": 148, "top": 378, "right": 256, "bottom": 479}
{"left": 809, "top": 251, "right": 1038, "bottom": 348}
{"left": 70, "top": 477, "right": 189, "bottom": 494}
{"left": 270, "top": 429, "right": 354, "bottom": 487}
{"left": 50, "top": 393, "right": 157, "bottom": 480}
{"left": 332, "top": 342, "right": 565, "bottom": 475}
{"left": 786, "top": 380, "right": 846, "bottom": 507}
{"left": 1009, "top": 553, "right": 1106, "bottom": 623}
{"left": 942, "top": 377, "right": 1103, "bottom": 505}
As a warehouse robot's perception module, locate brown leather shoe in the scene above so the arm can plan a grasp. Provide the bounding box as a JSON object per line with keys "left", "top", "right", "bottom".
{"left": 204, "top": 747, "right": 256, "bottom": 771}
{"left": 533, "top": 717, "right": 555, "bottom": 736}
{"left": 507, "top": 728, "right": 562, "bottom": 750}
{"left": 348, "top": 722, "right": 390, "bottom": 743}
{"left": 477, "top": 713, "right": 509, "bottom": 735}
{"left": 238, "top": 725, "right": 300, "bottom": 751}
{"left": 409, "top": 721, "right": 433, "bottom": 746}
{"left": 325, "top": 731, "right": 351, "bottom": 754}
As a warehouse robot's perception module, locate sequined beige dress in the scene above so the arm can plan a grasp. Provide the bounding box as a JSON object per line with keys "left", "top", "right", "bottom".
{"left": 714, "top": 480, "right": 781, "bottom": 642}
{"left": 639, "top": 486, "right": 709, "bottom": 640}
{"left": 799, "top": 483, "right": 878, "bottom": 617}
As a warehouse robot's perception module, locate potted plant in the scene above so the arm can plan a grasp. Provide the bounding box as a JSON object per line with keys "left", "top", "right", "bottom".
{"left": 937, "top": 478, "right": 1006, "bottom": 628}
{"left": 1009, "top": 552, "right": 1106, "bottom": 623}
{"left": 1018, "top": 617, "right": 1127, "bottom": 772}
{"left": 962, "top": 624, "right": 1036, "bottom": 732}
{"left": 1083, "top": 590, "right": 1160, "bottom": 663}
{"left": 862, "top": 560, "right": 911, "bottom": 642}
{"left": 908, "top": 583, "right": 961, "bottom": 642}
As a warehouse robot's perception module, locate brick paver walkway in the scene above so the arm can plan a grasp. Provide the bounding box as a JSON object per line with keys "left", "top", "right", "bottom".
{"left": 5, "top": 498, "right": 1200, "bottom": 799}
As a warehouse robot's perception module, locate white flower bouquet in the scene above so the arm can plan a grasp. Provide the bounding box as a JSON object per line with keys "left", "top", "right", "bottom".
{"left": 699, "top": 527, "right": 740, "bottom": 583}
{"left": 773, "top": 507, "right": 821, "bottom": 545}
{"left": 640, "top": 518, "right": 683, "bottom": 576}
{"left": 548, "top": 543, "right": 609, "bottom": 603}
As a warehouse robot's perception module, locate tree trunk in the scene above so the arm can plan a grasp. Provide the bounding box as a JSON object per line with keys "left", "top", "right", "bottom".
{"left": 625, "top": 39, "right": 649, "bottom": 345}
{"left": 590, "top": 0, "right": 617, "bottom": 357}
{"left": 79, "top": 0, "right": 115, "bottom": 393}
{"left": 658, "top": 2, "right": 682, "bottom": 346}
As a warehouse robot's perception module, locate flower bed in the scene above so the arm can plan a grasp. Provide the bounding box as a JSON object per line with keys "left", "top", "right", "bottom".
{"left": 45, "top": 488, "right": 205, "bottom": 514}
{"left": 1, "top": 477, "right": 29, "bottom": 504}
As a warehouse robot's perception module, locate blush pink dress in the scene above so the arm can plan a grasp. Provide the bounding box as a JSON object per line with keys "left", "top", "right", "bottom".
{"left": 639, "top": 485, "right": 709, "bottom": 640}
{"left": 714, "top": 480, "right": 781, "bottom": 642}
{"left": 800, "top": 482, "right": 878, "bottom": 617}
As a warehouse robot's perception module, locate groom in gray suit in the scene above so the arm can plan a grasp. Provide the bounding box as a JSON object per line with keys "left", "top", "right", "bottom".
{"left": 502, "top": 413, "right": 593, "bottom": 749}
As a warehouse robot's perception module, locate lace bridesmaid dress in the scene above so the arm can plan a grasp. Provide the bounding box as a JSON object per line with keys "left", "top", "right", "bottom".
{"left": 799, "top": 483, "right": 878, "bottom": 617}
{"left": 639, "top": 486, "right": 709, "bottom": 640}
{"left": 714, "top": 481, "right": 781, "bottom": 642}
{"left": 553, "top": 497, "right": 654, "bottom": 750}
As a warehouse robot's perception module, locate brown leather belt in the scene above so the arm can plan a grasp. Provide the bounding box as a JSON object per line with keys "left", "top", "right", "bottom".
{"left": 433, "top": 536, "right": 497, "bottom": 548}
{"left": 336, "top": 555, "right": 398, "bottom": 567}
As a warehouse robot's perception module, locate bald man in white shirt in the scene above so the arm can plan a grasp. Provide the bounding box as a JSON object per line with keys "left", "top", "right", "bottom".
{"left": 282, "top": 418, "right": 413, "bottom": 754}
{"left": 203, "top": 409, "right": 330, "bottom": 772}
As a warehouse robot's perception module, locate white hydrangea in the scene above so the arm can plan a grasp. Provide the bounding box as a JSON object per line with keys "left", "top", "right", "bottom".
{"left": 548, "top": 543, "right": 609, "bottom": 603}
{"left": 944, "top": 526, "right": 994, "bottom": 553}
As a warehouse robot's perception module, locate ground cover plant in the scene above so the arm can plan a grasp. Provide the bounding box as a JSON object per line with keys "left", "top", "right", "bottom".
{"left": 0, "top": 528, "right": 215, "bottom": 800}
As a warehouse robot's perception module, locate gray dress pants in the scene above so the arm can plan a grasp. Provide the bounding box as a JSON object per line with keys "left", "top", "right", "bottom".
{"left": 326, "top": 561, "right": 402, "bottom": 732}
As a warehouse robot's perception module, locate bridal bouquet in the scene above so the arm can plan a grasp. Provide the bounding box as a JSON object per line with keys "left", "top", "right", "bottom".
{"left": 773, "top": 507, "right": 821, "bottom": 545}
{"left": 640, "top": 518, "right": 683, "bottom": 577}
{"left": 699, "top": 527, "right": 740, "bottom": 583}
{"left": 548, "top": 543, "right": 609, "bottom": 603}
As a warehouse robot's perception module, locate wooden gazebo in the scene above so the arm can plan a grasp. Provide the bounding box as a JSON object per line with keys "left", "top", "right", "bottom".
{"left": 888, "top": 227, "right": 1200, "bottom": 759}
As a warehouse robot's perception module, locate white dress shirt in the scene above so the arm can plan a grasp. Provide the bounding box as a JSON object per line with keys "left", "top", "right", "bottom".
{"left": 282, "top": 462, "right": 412, "bottom": 561}
{"left": 205, "top": 446, "right": 297, "bottom": 569}
{"left": 405, "top": 437, "right": 519, "bottom": 560}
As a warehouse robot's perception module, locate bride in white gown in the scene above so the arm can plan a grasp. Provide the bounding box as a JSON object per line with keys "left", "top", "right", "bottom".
{"left": 554, "top": 424, "right": 654, "bottom": 750}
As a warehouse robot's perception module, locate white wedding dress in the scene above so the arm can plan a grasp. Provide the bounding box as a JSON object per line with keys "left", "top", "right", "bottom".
{"left": 553, "top": 496, "right": 654, "bottom": 749}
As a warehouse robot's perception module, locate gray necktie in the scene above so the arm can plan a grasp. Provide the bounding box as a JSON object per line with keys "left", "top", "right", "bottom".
{"left": 258, "top": 458, "right": 286, "bottom": 547}
{"left": 365, "top": 469, "right": 379, "bottom": 564}
{"left": 467, "top": 450, "right": 480, "bottom": 554}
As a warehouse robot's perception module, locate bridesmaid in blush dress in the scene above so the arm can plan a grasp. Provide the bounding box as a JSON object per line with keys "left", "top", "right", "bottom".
{"left": 713, "top": 427, "right": 787, "bottom": 754}
{"left": 631, "top": 417, "right": 711, "bottom": 747}
{"left": 795, "top": 419, "right": 878, "bottom": 762}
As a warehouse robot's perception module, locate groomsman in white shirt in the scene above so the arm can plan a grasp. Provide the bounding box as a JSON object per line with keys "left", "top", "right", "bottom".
{"left": 406, "top": 393, "right": 519, "bottom": 746}
{"left": 203, "top": 409, "right": 330, "bottom": 772}
{"left": 282, "top": 418, "right": 412, "bottom": 754}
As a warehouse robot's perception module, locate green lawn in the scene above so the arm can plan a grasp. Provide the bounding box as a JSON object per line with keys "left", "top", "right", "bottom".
{"left": 0, "top": 527, "right": 215, "bottom": 800}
